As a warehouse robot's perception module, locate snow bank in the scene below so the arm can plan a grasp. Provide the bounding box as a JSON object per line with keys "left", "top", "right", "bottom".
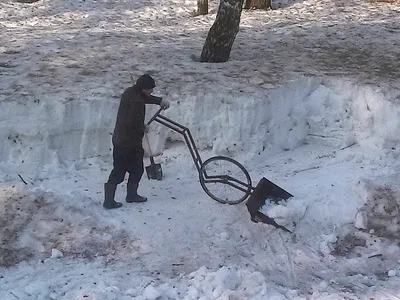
{"left": 0, "top": 261, "right": 300, "bottom": 300}
{"left": 1, "top": 77, "right": 398, "bottom": 177}
{"left": 0, "top": 97, "right": 118, "bottom": 178}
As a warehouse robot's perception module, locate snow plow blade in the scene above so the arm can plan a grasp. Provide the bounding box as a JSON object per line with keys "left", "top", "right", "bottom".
{"left": 246, "top": 177, "right": 293, "bottom": 232}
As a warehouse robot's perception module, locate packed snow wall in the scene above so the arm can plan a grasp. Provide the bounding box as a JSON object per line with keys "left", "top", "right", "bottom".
{"left": 0, "top": 77, "right": 399, "bottom": 175}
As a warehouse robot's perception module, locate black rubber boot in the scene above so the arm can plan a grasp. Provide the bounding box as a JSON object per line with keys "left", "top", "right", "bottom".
{"left": 126, "top": 183, "right": 147, "bottom": 203}
{"left": 103, "top": 183, "right": 123, "bottom": 209}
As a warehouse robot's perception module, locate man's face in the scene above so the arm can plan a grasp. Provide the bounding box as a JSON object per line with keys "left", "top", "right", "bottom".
{"left": 142, "top": 88, "right": 153, "bottom": 96}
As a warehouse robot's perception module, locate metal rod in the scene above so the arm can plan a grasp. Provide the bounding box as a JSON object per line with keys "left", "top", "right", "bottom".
{"left": 158, "top": 114, "right": 187, "bottom": 129}
{"left": 204, "top": 175, "right": 248, "bottom": 187}
{"left": 185, "top": 127, "right": 203, "bottom": 166}
{"left": 182, "top": 130, "right": 202, "bottom": 172}
{"left": 202, "top": 179, "right": 250, "bottom": 193}
{"left": 147, "top": 108, "right": 163, "bottom": 125}
{"left": 153, "top": 118, "right": 185, "bottom": 134}
{"left": 150, "top": 114, "right": 203, "bottom": 174}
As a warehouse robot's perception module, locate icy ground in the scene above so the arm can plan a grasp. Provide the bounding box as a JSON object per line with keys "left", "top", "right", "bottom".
{"left": 1, "top": 0, "right": 400, "bottom": 299}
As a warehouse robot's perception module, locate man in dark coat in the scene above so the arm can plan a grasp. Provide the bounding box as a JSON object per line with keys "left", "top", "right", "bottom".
{"left": 103, "top": 74, "right": 170, "bottom": 209}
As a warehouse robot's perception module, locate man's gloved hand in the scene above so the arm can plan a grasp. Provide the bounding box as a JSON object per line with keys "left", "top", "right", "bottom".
{"left": 160, "top": 98, "right": 170, "bottom": 110}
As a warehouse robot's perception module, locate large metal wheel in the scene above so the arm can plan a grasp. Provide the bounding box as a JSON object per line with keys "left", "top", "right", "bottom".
{"left": 199, "top": 156, "right": 252, "bottom": 204}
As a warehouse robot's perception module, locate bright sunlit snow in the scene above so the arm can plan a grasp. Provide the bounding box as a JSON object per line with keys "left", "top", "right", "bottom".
{"left": 1, "top": 0, "right": 400, "bottom": 299}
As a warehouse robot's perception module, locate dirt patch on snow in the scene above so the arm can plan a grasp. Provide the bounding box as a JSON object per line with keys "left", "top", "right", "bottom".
{"left": 365, "top": 187, "right": 400, "bottom": 239}
{"left": 0, "top": 186, "right": 140, "bottom": 267}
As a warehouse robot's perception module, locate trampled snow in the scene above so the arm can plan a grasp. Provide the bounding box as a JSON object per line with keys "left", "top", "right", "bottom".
{"left": 1, "top": 0, "right": 400, "bottom": 299}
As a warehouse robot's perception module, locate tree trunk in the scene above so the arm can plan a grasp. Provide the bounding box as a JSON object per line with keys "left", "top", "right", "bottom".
{"left": 244, "top": 0, "right": 271, "bottom": 9}
{"left": 196, "top": 0, "right": 208, "bottom": 15}
{"left": 200, "top": 0, "right": 245, "bottom": 63}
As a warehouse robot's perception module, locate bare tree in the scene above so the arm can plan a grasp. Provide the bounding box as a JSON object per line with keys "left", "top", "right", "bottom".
{"left": 244, "top": 0, "right": 272, "bottom": 9}
{"left": 200, "top": 0, "right": 245, "bottom": 62}
{"left": 196, "top": 0, "right": 209, "bottom": 15}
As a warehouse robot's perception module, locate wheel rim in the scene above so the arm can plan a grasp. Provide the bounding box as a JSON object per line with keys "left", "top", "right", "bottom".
{"left": 200, "top": 156, "right": 252, "bottom": 204}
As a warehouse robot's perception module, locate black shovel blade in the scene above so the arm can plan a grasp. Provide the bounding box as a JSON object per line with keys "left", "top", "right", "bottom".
{"left": 246, "top": 177, "right": 293, "bottom": 232}
{"left": 145, "top": 157, "right": 163, "bottom": 180}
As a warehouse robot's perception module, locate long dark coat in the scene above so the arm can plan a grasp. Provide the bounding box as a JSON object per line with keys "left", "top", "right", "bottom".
{"left": 112, "top": 85, "right": 161, "bottom": 150}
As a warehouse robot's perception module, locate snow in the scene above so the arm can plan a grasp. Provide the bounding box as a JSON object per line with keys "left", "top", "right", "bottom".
{"left": 1, "top": 0, "right": 400, "bottom": 299}
{"left": 50, "top": 248, "right": 64, "bottom": 259}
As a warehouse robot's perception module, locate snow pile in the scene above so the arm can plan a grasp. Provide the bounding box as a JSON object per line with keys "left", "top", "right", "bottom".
{"left": 0, "top": 262, "right": 300, "bottom": 299}
{"left": 180, "top": 266, "right": 294, "bottom": 300}
{"left": 1, "top": 77, "right": 399, "bottom": 179}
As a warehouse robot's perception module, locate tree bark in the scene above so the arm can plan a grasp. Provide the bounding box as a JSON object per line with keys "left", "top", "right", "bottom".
{"left": 200, "top": 0, "right": 245, "bottom": 63}
{"left": 244, "top": 0, "right": 272, "bottom": 9}
{"left": 196, "top": 0, "right": 208, "bottom": 15}
{"left": 244, "top": 0, "right": 271, "bottom": 9}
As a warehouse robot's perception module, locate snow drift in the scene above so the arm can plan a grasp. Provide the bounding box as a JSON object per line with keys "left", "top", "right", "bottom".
{"left": 0, "top": 77, "right": 399, "bottom": 177}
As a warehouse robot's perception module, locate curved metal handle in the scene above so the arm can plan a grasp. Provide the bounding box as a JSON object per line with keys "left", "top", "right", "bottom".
{"left": 147, "top": 108, "right": 163, "bottom": 125}
{"left": 144, "top": 108, "right": 203, "bottom": 173}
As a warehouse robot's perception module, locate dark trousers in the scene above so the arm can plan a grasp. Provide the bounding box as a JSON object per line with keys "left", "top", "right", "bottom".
{"left": 107, "top": 145, "right": 144, "bottom": 185}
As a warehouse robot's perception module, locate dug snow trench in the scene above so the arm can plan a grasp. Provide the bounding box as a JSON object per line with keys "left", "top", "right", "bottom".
{"left": 1, "top": 77, "right": 399, "bottom": 174}
{"left": 2, "top": 77, "right": 400, "bottom": 297}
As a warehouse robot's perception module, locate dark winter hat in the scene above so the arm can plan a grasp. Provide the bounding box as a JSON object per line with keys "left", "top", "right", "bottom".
{"left": 136, "top": 74, "right": 156, "bottom": 90}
